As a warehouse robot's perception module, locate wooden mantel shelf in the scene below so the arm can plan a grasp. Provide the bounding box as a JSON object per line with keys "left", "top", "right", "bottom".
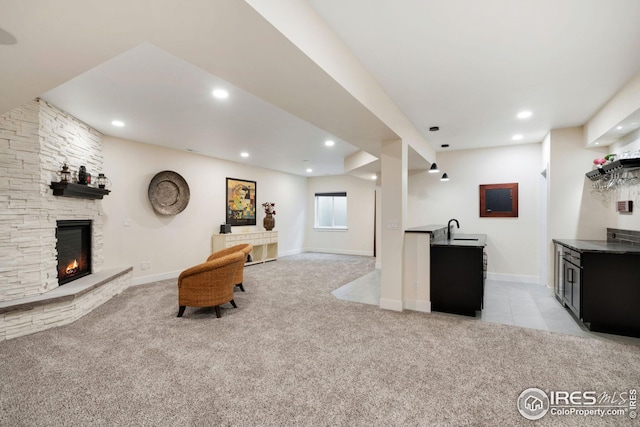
{"left": 49, "top": 182, "right": 110, "bottom": 199}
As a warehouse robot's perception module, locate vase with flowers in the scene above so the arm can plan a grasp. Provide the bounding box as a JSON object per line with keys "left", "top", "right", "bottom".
{"left": 262, "top": 202, "right": 276, "bottom": 231}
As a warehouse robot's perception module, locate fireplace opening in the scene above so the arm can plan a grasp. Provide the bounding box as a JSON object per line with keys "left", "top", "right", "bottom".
{"left": 56, "top": 220, "right": 92, "bottom": 285}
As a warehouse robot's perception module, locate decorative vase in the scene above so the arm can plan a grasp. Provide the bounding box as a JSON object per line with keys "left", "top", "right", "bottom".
{"left": 263, "top": 213, "right": 275, "bottom": 231}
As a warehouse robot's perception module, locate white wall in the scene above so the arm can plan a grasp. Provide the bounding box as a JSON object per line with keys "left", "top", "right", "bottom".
{"left": 102, "top": 136, "right": 306, "bottom": 284}
{"left": 582, "top": 67, "right": 640, "bottom": 234}
{"left": 585, "top": 72, "right": 640, "bottom": 145}
{"left": 607, "top": 130, "right": 640, "bottom": 231}
{"left": 540, "top": 133, "right": 551, "bottom": 286}
{"left": 305, "top": 174, "right": 375, "bottom": 256}
{"left": 544, "top": 126, "right": 609, "bottom": 287}
{"left": 547, "top": 127, "right": 609, "bottom": 241}
{"left": 408, "top": 143, "right": 542, "bottom": 283}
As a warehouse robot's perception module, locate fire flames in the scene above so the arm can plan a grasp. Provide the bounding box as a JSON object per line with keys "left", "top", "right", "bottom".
{"left": 65, "top": 259, "right": 79, "bottom": 275}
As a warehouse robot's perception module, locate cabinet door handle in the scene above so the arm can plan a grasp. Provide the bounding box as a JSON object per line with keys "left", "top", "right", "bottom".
{"left": 568, "top": 267, "right": 574, "bottom": 284}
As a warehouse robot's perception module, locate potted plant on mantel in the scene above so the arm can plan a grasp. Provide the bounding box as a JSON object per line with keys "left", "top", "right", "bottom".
{"left": 262, "top": 202, "right": 276, "bottom": 231}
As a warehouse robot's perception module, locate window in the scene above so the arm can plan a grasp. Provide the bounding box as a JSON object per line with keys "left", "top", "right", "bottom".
{"left": 315, "top": 192, "right": 347, "bottom": 229}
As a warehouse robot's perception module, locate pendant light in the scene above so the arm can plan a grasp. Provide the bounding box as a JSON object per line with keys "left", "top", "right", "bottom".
{"left": 428, "top": 125, "right": 450, "bottom": 180}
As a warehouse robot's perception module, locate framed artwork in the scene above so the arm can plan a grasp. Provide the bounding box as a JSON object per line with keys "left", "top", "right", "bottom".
{"left": 226, "top": 178, "right": 256, "bottom": 226}
{"left": 479, "top": 183, "right": 518, "bottom": 217}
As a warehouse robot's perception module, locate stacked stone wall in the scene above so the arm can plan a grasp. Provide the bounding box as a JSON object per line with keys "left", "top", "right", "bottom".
{"left": 0, "top": 99, "right": 105, "bottom": 302}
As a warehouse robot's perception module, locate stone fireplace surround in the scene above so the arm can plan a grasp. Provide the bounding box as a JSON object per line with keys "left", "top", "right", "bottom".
{"left": 0, "top": 99, "right": 132, "bottom": 341}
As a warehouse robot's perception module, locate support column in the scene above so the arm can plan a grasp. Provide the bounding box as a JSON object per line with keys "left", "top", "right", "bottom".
{"left": 379, "top": 139, "right": 407, "bottom": 311}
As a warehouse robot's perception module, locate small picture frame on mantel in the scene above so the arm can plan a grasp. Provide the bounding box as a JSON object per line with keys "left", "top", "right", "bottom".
{"left": 479, "top": 183, "right": 518, "bottom": 218}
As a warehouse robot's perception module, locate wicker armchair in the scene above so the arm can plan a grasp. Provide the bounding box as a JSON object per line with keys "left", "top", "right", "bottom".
{"left": 207, "top": 244, "right": 253, "bottom": 292}
{"left": 177, "top": 251, "right": 246, "bottom": 318}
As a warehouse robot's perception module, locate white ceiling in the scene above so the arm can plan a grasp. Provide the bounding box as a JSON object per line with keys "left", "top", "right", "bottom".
{"left": 2, "top": 0, "right": 640, "bottom": 177}
{"left": 308, "top": 0, "right": 640, "bottom": 152}
{"left": 39, "top": 43, "right": 361, "bottom": 177}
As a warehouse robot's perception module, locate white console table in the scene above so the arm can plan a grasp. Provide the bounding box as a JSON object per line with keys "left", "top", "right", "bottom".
{"left": 211, "top": 231, "right": 278, "bottom": 265}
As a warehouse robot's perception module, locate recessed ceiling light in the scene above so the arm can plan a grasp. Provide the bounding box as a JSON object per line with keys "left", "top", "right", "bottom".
{"left": 212, "top": 89, "right": 229, "bottom": 99}
{"left": 595, "top": 142, "right": 600, "bottom": 145}
{"left": 324, "top": 140, "right": 335, "bottom": 147}
{"left": 371, "top": 174, "right": 377, "bottom": 180}
{"left": 429, "top": 126, "right": 440, "bottom": 132}
{"left": 512, "top": 134, "right": 523, "bottom": 141}
{"left": 111, "top": 120, "right": 125, "bottom": 127}
{"left": 517, "top": 111, "right": 532, "bottom": 119}
{"left": 240, "top": 151, "right": 249, "bottom": 158}
{"left": 306, "top": 168, "right": 313, "bottom": 173}
{"left": 617, "top": 126, "right": 623, "bottom": 130}
{"left": 441, "top": 144, "right": 449, "bottom": 148}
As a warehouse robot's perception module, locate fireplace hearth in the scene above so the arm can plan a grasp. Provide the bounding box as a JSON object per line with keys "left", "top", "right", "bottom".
{"left": 56, "top": 220, "right": 92, "bottom": 285}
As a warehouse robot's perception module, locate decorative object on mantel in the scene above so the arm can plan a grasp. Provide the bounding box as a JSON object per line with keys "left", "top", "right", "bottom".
{"left": 59, "top": 162, "right": 71, "bottom": 183}
{"left": 262, "top": 201, "right": 276, "bottom": 231}
{"left": 148, "top": 170, "right": 190, "bottom": 216}
{"left": 96, "top": 173, "right": 111, "bottom": 189}
{"left": 77, "top": 165, "right": 91, "bottom": 185}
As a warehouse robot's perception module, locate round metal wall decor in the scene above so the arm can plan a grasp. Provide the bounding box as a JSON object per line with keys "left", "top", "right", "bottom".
{"left": 148, "top": 171, "right": 190, "bottom": 215}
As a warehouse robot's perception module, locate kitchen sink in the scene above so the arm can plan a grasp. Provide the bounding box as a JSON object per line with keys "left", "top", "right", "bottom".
{"left": 453, "top": 238, "right": 479, "bottom": 241}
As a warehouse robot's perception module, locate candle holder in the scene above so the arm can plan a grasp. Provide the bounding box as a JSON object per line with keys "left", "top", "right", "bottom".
{"left": 96, "top": 173, "right": 111, "bottom": 189}
{"left": 59, "top": 163, "right": 71, "bottom": 183}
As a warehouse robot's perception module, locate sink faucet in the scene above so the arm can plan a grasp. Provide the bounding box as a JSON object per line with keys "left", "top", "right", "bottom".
{"left": 447, "top": 218, "right": 459, "bottom": 240}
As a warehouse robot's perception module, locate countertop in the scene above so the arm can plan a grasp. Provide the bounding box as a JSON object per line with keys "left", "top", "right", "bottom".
{"left": 405, "top": 225, "right": 446, "bottom": 233}
{"left": 554, "top": 239, "right": 640, "bottom": 254}
{"left": 431, "top": 233, "right": 487, "bottom": 248}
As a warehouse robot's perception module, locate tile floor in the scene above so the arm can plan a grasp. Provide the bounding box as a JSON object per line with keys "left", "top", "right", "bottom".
{"left": 332, "top": 269, "right": 640, "bottom": 346}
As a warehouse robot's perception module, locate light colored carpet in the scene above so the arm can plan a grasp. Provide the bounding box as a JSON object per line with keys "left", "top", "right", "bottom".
{"left": 0, "top": 253, "right": 638, "bottom": 426}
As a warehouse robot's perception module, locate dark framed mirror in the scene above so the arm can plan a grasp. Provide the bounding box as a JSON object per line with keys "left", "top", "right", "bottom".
{"left": 479, "top": 183, "right": 518, "bottom": 217}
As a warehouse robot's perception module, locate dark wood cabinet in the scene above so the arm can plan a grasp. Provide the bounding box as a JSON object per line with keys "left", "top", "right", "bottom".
{"left": 581, "top": 252, "right": 640, "bottom": 337}
{"left": 430, "top": 245, "right": 485, "bottom": 316}
{"left": 562, "top": 248, "right": 581, "bottom": 318}
{"left": 555, "top": 240, "right": 640, "bottom": 337}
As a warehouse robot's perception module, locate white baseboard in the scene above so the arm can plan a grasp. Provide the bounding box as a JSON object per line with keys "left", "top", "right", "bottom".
{"left": 404, "top": 299, "right": 431, "bottom": 313}
{"left": 379, "top": 298, "right": 403, "bottom": 311}
{"left": 132, "top": 270, "right": 180, "bottom": 286}
{"left": 304, "top": 248, "right": 374, "bottom": 257}
{"left": 277, "top": 248, "right": 304, "bottom": 258}
{"left": 486, "top": 272, "right": 540, "bottom": 285}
